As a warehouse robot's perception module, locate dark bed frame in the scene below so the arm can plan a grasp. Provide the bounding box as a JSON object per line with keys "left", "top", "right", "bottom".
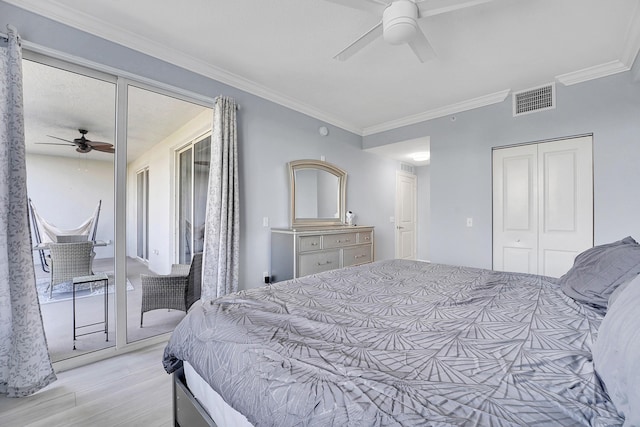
{"left": 173, "top": 366, "right": 218, "bottom": 427}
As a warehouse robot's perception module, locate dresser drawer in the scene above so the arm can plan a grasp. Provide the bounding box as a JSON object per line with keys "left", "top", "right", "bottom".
{"left": 358, "top": 231, "right": 373, "bottom": 244}
{"left": 298, "top": 235, "right": 321, "bottom": 252}
{"left": 298, "top": 250, "right": 340, "bottom": 276}
{"left": 323, "top": 232, "right": 357, "bottom": 249}
{"left": 343, "top": 245, "right": 372, "bottom": 267}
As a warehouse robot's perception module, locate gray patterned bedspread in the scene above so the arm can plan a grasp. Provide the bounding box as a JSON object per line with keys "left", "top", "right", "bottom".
{"left": 163, "top": 259, "right": 623, "bottom": 426}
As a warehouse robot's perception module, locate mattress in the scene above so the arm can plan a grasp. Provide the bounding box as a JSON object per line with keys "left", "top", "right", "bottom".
{"left": 183, "top": 361, "right": 252, "bottom": 427}
{"left": 164, "top": 259, "right": 623, "bottom": 426}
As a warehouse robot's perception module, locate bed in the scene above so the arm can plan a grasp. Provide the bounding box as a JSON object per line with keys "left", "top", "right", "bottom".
{"left": 163, "top": 238, "right": 640, "bottom": 426}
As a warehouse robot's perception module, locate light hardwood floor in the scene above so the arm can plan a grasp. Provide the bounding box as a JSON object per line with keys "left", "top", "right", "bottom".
{"left": 0, "top": 343, "right": 172, "bottom": 426}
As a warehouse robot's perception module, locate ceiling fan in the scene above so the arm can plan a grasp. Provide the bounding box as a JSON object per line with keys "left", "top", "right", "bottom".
{"left": 327, "top": 0, "right": 495, "bottom": 62}
{"left": 37, "top": 129, "right": 115, "bottom": 154}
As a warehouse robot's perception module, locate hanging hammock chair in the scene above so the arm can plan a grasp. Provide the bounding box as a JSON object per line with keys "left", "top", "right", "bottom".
{"left": 28, "top": 198, "right": 101, "bottom": 272}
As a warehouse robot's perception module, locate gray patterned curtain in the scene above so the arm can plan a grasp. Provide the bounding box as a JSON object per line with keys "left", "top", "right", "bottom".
{"left": 0, "top": 25, "right": 56, "bottom": 397}
{"left": 202, "top": 96, "right": 239, "bottom": 299}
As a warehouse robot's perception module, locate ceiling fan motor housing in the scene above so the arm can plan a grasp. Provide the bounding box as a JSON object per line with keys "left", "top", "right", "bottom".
{"left": 383, "top": 0, "right": 419, "bottom": 45}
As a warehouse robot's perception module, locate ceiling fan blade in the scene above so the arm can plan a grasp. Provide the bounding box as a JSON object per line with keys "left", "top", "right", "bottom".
{"left": 334, "top": 21, "right": 384, "bottom": 61}
{"left": 86, "top": 141, "right": 113, "bottom": 148}
{"left": 415, "top": 0, "right": 495, "bottom": 18}
{"left": 408, "top": 28, "right": 436, "bottom": 62}
{"left": 91, "top": 145, "right": 115, "bottom": 153}
{"left": 35, "top": 142, "right": 75, "bottom": 147}
{"left": 324, "top": 0, "right": 388, "bottom": 14}
{"left": 47, "top": 135, "right": 75, "bottom": 144}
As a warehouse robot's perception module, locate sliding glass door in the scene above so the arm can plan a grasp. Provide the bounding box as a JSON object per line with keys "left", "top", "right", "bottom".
{"left": 177, "top": 148, "right": 193, "bottom": 264}
{"left": 177, "top": 136, "right": 211, "bottom": 264}
{"left": 22, "top": 51, "right": 213, "bottom": 365}
{"left": 126, "top": 84, "right": 212, "bottom": 344}
{"left": 136, "top": 168, "right": 149, "bottom": 261}
{"left": 23, "top": 55, "right": 117, "bottom": 362}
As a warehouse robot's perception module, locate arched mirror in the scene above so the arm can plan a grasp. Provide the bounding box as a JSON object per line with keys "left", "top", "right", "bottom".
{"left": 289, "top": 159, "right": 347, "bottom": 227}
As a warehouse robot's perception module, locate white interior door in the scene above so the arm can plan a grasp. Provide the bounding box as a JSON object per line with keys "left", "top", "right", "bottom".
{"left": 493, "top": 144, "right": 539, "bottom": 274}
{"left": 537, "top": 137, "right": 593, "bottom": 277}
{"left": 493, "top": 136, "right": 593, "bottom": 276}
{"left": 395, "top": 171, "right": 417, "bottom": 260}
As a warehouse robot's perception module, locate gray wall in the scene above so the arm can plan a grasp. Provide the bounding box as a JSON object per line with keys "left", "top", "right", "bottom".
{"left": 0, "top": 2, "right": 399, "bottom": 290}
{"left": 365, "top": 65, "right": 640, "bottom": 271}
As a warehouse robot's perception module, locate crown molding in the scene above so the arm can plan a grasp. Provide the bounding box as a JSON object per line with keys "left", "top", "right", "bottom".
{"left": 557, "top": 4, "right": 640, "bottom": 87}
{"left": 362, "top": 89, "right": 511, "bottom": 136}
{"left": 555, "top": 60, "right": 630, "bottom": 86}
{"left": 622, "top": 0, "right": 640, "bottom": 67}
{"left": 3, "top": 0, "right": 362, "bottom": 135}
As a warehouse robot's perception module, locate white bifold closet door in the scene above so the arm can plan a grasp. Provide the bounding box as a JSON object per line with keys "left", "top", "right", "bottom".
{"left": 492, "top": 135, "right": 593, "bottom": 277}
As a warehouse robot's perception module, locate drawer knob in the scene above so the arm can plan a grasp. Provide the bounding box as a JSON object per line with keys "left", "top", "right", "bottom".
{"left": 354, "top": 255, "right": 366, "bottom": 259}
{"left": 337, "top": 239, "right": 351, "bottom": 243}
{"left": 311, "top": 242, "right": 318, "bottom": 246}
{"left": 317, "top": 260, "right": 333, "bottom": 266}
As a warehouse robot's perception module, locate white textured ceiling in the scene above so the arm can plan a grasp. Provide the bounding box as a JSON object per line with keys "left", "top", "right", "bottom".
{"left": 22, "top": 59, "right": 211, "bottom": 160}
{"left": 7, "top": 0, "right": 640, "bottom": 137}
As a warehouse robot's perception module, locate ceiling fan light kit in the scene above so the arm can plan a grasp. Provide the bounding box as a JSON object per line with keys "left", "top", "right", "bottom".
{"left": 383, "top": 1, "right": 419, "bottom": 45}
{"left": 329, "top": 0, "right": 494, "bottom": 63}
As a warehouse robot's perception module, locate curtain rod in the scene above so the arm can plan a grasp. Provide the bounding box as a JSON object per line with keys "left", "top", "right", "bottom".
{"left": 1, "top": 26, "right": 24, "bottom": 47}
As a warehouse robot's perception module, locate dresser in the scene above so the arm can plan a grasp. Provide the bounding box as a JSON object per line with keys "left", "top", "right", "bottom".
{"left": 270, "top": 226, "right": 374, "bottom": 282}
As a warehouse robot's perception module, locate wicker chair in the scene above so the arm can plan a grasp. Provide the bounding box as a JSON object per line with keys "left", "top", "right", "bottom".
{"left": 140, "top": 252, "right": 202, "bottom": 327}
{"left": 48, "top": 241, "right": 97, "bottom": 298}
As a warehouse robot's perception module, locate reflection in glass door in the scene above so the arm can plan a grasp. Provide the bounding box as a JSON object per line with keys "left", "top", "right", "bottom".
{"left": 126, "top": 84, "right": 212, "bottom": 343}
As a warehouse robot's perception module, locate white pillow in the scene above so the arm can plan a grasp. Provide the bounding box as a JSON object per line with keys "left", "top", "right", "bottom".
{"left": 607, "top": 275, "right": 635, "bottom": 309}
{"left": 593, "top": 274, "right": 640, "bottom": 425}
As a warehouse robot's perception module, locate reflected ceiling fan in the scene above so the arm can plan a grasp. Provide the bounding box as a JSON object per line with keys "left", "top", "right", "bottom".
{"left": 37, "top": 129, "right": 115, "bottom": 154}
{"left": 327, "top": 0, "right": 495, "bottom": 62}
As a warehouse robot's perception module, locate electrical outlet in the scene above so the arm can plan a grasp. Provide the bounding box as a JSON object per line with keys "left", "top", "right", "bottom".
{"left": 262, "top": 217, "right": 269, "bottom": 227}
{"left": 263, "top": 271, "right": 270, "bottom": 284}
{"left": 466, "top": 218, "right": 473, "bottom": 227}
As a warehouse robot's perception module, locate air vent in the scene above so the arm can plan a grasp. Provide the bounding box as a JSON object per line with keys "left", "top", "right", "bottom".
{"left": 513, "top": 83, "right": 555, "bottom": 117}
{"left": 400, "top": 163, "right": 415, "bottom": 173}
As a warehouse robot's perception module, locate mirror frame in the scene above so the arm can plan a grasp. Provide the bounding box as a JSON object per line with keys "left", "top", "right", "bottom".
{"left": 289, "top": 159, "right": 347, "bottom": 228}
